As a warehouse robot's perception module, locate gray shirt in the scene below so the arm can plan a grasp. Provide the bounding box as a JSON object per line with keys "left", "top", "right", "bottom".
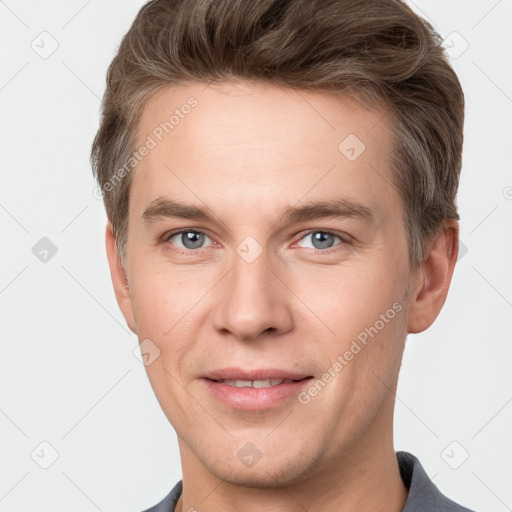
{"left": 142, "top": 451, "right": 476, "bottom": 511}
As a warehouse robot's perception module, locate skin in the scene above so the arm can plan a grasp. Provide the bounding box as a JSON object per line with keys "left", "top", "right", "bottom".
{"left": 105, "top": 80, "right": 458, "bottom": 512}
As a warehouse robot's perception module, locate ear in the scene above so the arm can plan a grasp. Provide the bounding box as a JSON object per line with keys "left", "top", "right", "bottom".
{"left": 105, "top": 222, "right": 137, "bottom": 334}
{"left": 407, "top": 220, "right": 459, "bottom": 334}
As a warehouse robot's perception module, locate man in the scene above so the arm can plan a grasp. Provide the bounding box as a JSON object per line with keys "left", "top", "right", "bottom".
{"left": 91, "top": 0, "right": 474, "bottom": 510}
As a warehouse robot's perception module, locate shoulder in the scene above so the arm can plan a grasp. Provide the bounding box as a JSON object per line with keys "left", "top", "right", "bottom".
{"left": 140, "top": 480, "right": 182, "bottom": 512}
{"left": 397, "top": 451, "right": 477, "bottom": 512}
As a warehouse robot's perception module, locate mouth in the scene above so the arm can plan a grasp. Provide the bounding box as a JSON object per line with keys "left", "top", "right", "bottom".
{"left": 206, "top": 377, "right": 309, "bottom": 388}
{"left": 201, "top": 369, "right": 314, "bottom": 410}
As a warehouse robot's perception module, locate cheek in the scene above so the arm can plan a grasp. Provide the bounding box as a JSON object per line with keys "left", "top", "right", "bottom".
{"left": 292, "top": 259, "right": 409, "bottom": 409}
{"left": 129, "top": 263, "right": 202, "bottom": 334}
{"left": 293, "top": 261, "right": 405, "bottom": 337}
{"left": 128, "top": 266, "right": 214, "bottom": 391}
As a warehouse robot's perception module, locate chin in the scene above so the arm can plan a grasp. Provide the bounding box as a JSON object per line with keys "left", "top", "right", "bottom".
{"left": 201, "top": 447, "right": 324, "bottom": 488}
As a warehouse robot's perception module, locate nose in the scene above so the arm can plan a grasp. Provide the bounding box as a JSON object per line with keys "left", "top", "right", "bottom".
{"left": 212, "top": 248, "right": 294, "bottom": 342}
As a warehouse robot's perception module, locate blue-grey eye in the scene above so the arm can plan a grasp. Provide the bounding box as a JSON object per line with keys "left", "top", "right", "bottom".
{"left": 299, "top": 231, "right": 342, "bottom": 250}
{"left": 169, "top": 230, "right": 211, "bottom": 250}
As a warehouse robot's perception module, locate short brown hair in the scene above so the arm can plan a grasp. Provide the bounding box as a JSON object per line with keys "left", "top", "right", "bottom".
{"left": 91, "top": 0, "right": 464, "bottom": 269}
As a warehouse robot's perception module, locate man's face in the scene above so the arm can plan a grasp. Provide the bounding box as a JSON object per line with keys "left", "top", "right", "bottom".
{"left": 119, "top": 81, "right": 417, "bottom": 485}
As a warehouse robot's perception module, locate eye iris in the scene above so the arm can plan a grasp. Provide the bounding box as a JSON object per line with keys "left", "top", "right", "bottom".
{"left": 312, "top": 232, "right": 335, "bottom": 249}
{"left": 182, "top": 231, "right": 204, "bottom": 249}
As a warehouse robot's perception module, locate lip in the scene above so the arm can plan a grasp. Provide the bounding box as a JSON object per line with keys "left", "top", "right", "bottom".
{"left": 201, "top": 367, "right": 313, "bottom": 410}
{"left": 202, "top": 367, "right": 311, "bottom": 381}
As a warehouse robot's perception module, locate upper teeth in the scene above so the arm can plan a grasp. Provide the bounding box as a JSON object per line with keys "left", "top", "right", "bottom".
{"left": 220, "top": 378, "right": 293, "bottom": 388}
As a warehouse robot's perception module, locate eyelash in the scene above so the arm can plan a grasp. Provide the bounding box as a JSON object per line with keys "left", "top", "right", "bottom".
{"left": 162, "top": 229, "right": 351, "bottom": 255}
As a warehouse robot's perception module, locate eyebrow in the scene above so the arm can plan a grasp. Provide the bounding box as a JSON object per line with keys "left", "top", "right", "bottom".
{"left": 141, "top": 197, "right": 374, "bottom": 226}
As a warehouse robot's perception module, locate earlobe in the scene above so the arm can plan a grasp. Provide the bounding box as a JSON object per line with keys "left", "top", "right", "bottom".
{"left": 406, "top": 220, "right": 459, "bottom": 334}
{"left": 105, "top": 223, "right": 137, "bottom": 334}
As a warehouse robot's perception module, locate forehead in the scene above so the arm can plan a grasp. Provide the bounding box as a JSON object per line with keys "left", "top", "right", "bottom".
{"left": 131, "top": 80, "right": 397, "bottom": 222}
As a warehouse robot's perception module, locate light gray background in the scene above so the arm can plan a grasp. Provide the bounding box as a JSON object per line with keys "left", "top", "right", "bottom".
{"left": 1, "top": 1, "right": 511, "bottom": 511}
